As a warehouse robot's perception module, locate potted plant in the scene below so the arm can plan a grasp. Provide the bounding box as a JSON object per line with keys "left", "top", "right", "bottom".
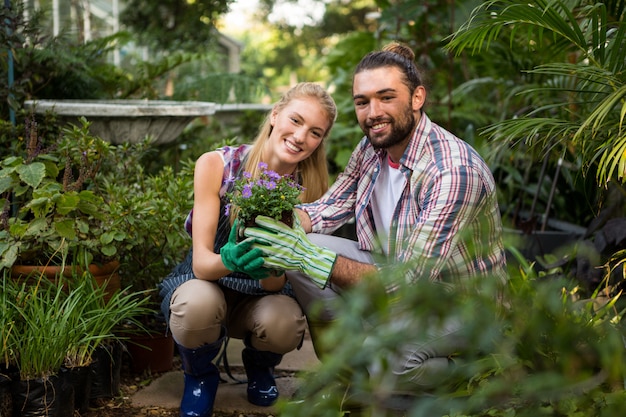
{"left": 0, "top": 115, "right": 130, "bottom": 298}
{"left": 0, "top": 112, "right": 193, "bottom": 375}
{"left": 61, "top": 274, "right": 152, "bottom": 413}
{"left": 97, "top": 141, "right": 194, "bottom": 373}
{"left": 0, "top": 271, "right": 17, "bottom": 417}
{"left": 225, "top": 161, "right": 304, "bottom": 236}
{"left": 9, "top": 276, "right": 77, "bottom": 416}
{"left": 4, "top": 267, "right": 151, "bottom": 415}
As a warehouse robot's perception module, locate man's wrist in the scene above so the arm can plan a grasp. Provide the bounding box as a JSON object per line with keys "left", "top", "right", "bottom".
{"left": 305, "top": 247, "right": 336, "bottom": 289}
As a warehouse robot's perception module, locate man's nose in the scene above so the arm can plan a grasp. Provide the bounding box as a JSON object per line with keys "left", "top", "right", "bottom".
{"left": 368, "top": 100, "right": 383, "bottom": 119}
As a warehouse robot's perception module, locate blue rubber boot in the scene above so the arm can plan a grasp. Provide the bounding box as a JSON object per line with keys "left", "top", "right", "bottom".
{"left": 178, "top": 333, "right": 225, "bottom": 417}
{"left": 242, "top": 337, "right": 283, "bottom": 407}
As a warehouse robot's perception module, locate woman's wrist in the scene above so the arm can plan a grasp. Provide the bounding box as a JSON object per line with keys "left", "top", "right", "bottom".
{"left": 260, "top": 272, "right": 287, "bottom": 291}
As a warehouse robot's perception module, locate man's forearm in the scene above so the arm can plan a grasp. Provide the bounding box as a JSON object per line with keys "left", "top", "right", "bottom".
{"left": 329, "top": 255, "right": 377, "bottom": 288}
{"left": 295, "top": 208, "right": 312, "bottom": 233}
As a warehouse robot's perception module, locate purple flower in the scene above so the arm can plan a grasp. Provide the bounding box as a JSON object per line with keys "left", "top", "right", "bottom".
{"left": 266, "top": 170, "right": 281, "bottom": 181}
{"left": 242, "top": 184, "right": 252, "bottom": 198}
{"left": 224, "top": 204, "right": 231, "bottom": 216}
{"left": 225, "top": 161, "right": 305, "bottom": 223}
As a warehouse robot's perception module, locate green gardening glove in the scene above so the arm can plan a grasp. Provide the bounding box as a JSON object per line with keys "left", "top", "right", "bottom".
{"left": 244, "top": 215, "right": 337, "bottom": 288}
{"left": 220, "top": 220, "right": 271, "bottom": 280}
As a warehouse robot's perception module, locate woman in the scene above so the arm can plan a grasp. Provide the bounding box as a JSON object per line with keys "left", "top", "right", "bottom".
{"left": 159, "top": 82, "right": 336, "bottom": 417}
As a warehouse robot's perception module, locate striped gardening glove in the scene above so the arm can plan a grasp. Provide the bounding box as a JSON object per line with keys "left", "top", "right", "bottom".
{"left": 220, "top": 220, "right": 271, "bottom": 280}
{"left": 244, "top": 215, "right": 337, "bottom": 289}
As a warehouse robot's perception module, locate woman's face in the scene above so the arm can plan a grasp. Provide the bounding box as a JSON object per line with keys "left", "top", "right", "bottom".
{"left": 268, "top": 97, "right": 330, "bottom": 172}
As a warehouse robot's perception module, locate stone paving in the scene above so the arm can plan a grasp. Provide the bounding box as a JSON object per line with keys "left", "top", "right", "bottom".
{"left": 130, "top": 333, "right": 320, "bottom": 414}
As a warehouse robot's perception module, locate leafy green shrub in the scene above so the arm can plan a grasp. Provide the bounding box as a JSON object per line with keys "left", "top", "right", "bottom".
{"left": 279, "top": 257, "right": 625, "bottom": 417}
{"left": 0, "top": 117, "right": 129, "bottom": 269}
{"left": 97, "top": 140, "right": 194, "bottom": 305}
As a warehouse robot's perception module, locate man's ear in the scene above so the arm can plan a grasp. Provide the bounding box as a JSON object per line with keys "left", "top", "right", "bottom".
{"left": 412, "top": 86, "right": 426, "bottom": 111}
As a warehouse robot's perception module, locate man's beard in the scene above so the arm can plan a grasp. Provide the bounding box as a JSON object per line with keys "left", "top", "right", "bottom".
{"left": 365, "top": 106, "right": 415, "bottom": 150}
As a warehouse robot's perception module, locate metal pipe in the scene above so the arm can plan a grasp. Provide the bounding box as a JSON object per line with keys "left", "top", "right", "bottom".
{"left": 52, "top": 0, "right": 59, "bottom": 35}
{"left": 542, "top": 156, "right": 563, "bottom": 232}
{"left": 529, "top": 154, "right": 549, "bottom": 220}
{"left": 4, "top": 0, "right": 15, "bottom": 125}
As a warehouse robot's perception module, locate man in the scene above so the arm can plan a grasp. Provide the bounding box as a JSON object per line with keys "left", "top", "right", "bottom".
{"left": 245, "top": 42, "right": 508, "bottom": 389}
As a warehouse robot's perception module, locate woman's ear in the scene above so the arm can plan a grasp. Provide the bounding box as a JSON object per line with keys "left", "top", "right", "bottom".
{"left": 270, "top": 108, "right": 278, "bottom": 126}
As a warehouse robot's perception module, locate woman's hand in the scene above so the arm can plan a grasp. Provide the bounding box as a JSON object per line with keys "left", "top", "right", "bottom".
{"left": 220, "top": 221, "right": 271, "bottom": 280}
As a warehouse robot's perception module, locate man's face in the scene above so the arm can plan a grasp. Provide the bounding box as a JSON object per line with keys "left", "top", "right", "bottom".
{"left": 352, "top": 67, "right": 423, "bottom": 150}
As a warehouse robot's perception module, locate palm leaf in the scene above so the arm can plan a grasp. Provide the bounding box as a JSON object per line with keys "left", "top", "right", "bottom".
{"left": 597, "top": 133, "right": 626, "bottom": 183}
{"left": 447, "top": 0, "right": 592, "bottom": 56}
{"left": 448, "top": 0, "right": 626, "bottom": 185}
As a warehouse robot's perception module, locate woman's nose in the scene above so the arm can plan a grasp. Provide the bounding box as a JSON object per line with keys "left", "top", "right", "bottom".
{"left": 293, "top": 128, "right": 305, "bottom": 142}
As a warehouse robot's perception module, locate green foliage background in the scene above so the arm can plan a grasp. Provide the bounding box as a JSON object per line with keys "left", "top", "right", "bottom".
{"left": 2, "top": 2, "right": 626, "bottom": 414}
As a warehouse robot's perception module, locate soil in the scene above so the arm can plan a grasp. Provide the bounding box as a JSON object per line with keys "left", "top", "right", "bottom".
{"left": 83, "top": 395, "right": 269, "bottom": 417}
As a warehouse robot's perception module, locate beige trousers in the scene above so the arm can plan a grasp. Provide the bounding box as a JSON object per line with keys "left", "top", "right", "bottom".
{"left": 169, "top": 279, "right": 306, "bottom": 354}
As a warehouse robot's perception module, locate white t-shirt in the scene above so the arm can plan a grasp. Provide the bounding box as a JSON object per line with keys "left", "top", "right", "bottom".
{"left": 371, "top": 156, "right": 406, "bottom": 255}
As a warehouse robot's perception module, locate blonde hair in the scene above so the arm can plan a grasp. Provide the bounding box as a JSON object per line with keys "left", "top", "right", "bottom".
{"left": 243, "top": 82, "right": 336, "bottom": 203}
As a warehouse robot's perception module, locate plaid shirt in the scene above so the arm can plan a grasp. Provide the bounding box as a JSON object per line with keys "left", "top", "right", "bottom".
{"left": 299, "top": 113, "right": 507, "bottom": 284}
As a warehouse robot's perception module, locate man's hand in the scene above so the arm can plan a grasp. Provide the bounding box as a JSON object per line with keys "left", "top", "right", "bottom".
{"left": 220, "top": 221, "right": 270, "bottom": 280}
{"left": 244, "top": 215, "right": 336, "bottom": 288}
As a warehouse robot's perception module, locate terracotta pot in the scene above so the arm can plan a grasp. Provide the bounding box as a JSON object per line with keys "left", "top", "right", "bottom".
{"left": 10, "top": 260, "right": 121, "bottom": 303}
{"left": 125, "top": 330, "right": 175, "bottom": 374}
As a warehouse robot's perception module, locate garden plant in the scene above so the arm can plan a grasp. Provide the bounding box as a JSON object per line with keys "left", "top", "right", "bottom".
{"left": 1, "top": 0, "right": 626, "bottom": 416}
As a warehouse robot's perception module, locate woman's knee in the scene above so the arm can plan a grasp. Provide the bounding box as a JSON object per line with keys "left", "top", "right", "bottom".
{"left": 250, "top": 295, "right": 306, "bottom": 354}
{"left": 170, "top": 279, "right": 226, "bottom": 330}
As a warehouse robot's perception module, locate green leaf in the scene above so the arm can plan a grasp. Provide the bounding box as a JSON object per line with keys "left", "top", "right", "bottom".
{"left": 0, "top": 245, "right": 18, "bottom": 269}
{"left": 100, "top": 232, "right": 115, "bottom": 245}
{"left": 56, "top": 192, "right": 81, "bottom": 215}
{"left": 101, "top": 245, "right": 117, "bottom": 257}
{"left": 16, "top": 162, "right": 46, "bottom": 188}
{"left": 77, "top": 219, "right": 89, "bottom": 234}
{"left": 77, "top": 191, "right": 105, "bottom": 218}
{"left": 54, "top": 219, "right": 77, "bottom": 240}
{"left": 0, "top": 175, "right": 13, "bottom": 194}
{"left": 0, "top": 156, "right": 20, "bottom": 167}
{"left": 23, "top": 218, "right": 47, "bottom": 237}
